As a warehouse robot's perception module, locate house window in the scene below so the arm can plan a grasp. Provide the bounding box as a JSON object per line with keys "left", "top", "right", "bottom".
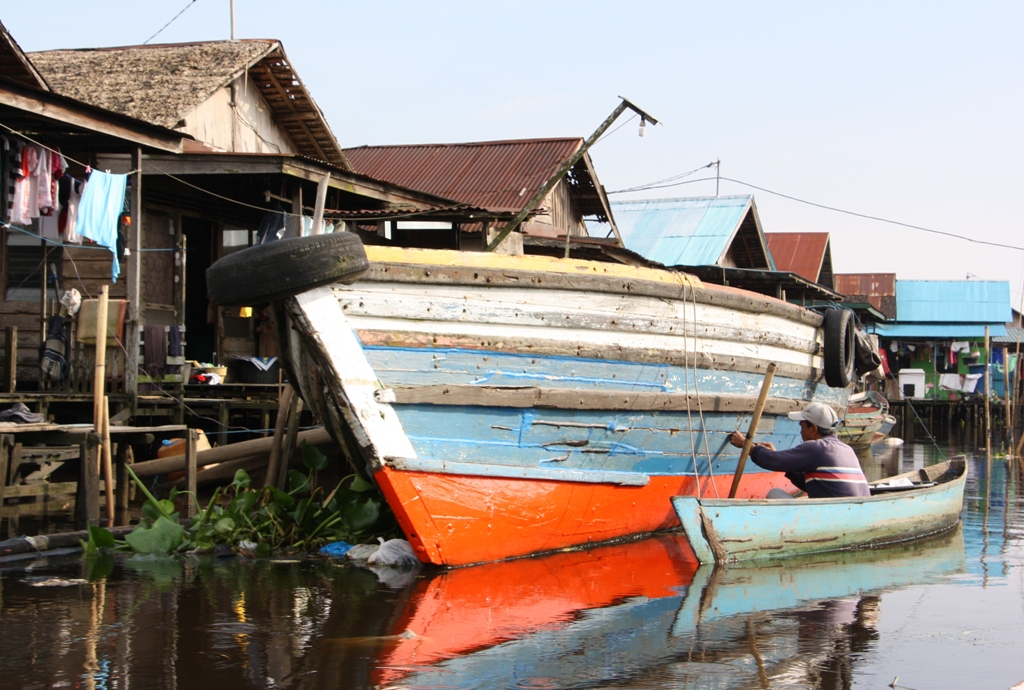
{"left": 221, "top": 228, "right": 253, "bottom": 258}
{"left": 4, "top": 223, "right": 61, "bottom": 301}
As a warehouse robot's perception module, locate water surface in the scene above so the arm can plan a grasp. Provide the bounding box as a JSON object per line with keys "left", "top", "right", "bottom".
{"left": 0, "top": 444, "right": 1020, "bottom": 689}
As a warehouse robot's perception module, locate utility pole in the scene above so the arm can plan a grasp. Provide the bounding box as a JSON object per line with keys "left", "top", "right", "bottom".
{"left": 485, "top": 97, "right": 659, "bottom": 253}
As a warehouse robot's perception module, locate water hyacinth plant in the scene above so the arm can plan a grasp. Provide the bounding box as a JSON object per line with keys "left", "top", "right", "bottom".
{"left": 82, "top": 440, "right": 398, "bottom": 557}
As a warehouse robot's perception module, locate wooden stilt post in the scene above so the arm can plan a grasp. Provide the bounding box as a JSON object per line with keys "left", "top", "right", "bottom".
{"left": 1003, "top": 346, "right": 1011, "bottom": 450}
{"left": 116, "top": 445, "right": 134, "bottom": 522}
{"left": 184, "top": 429, "right": 198, "bottom": 518}
{"left": 265, "top": 385, "right": 295, "bottom": 489}
{"left": 0, "top": 435, "right": 10, "bottom": 524}
{"left": 278, "top": 396, "right": 303, "bottom": 490}
{"left": 985, "top": 327, "right": 992, "bottom": 457}
{"left": 4, "top": 326, "right": 16, "bottom": 393}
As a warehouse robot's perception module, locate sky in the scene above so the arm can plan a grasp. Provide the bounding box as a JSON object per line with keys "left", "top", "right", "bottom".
{"left": 4, "top": 1, "right": 1024, "bottom": 303}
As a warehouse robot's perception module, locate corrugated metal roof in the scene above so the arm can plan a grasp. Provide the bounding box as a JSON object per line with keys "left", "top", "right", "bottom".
{"left": 835, "top": 273, "right": 896, "bottom": 297}
{"left": 872, "top": 324, "right": 1007, "bottom": 338}
{"left": 612, "top": 196, "right": 775, "bottom": 269}
{"left": 992, "top": 326, "right": 1024, "bottom": 344}
{"left": 835, "top": 273, "right": 897, "bottom": 318}
{"left": 765, "top": 232, "right": 829, "bottom": 283}
{"left": 896, "top": 280, "right": 1011, "bottom": 323}
{"left": 343, "top": 138, "right": 611, "bottom": 218}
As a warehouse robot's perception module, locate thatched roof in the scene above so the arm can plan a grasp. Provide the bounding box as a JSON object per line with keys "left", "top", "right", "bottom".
{"left": 28, "top": 40, "right": 350, "bottom": 169}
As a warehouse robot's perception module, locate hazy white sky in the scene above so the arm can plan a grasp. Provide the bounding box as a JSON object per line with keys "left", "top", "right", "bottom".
{"left": 5, "top": 2, "right": 1023, "bottom": 301}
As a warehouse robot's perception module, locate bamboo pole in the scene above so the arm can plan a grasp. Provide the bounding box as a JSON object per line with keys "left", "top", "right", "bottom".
{"left": 131, "top": 426, "right": 334, "bottom": 477}
{"left": 101, "top": 397, "right": 114, "bottom": 523}
{"left": 729, "top": 363, "right": 777, "bottom": 498}
{"left": 92, "top": 286, "right": 109, "bottom": 439}
{"left": 90, "top": 286, "right": 109, "bottom": 526}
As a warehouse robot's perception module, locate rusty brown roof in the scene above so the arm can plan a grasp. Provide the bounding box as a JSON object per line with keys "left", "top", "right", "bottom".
{"left": 835, "top": 273, "right": 897, "bottom": 318}
{"left": 28, "top": 40, "right": 350, "bottom": 169}
{"left": 343, "top": 138, "right": 611, "bottom": 221}
{"left": 765, "top": 233, "right": 829, "bottom": 281}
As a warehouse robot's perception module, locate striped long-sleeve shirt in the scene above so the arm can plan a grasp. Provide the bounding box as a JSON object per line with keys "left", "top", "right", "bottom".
{"left": 750, "top": 433, "right": 870, "bottom": 498}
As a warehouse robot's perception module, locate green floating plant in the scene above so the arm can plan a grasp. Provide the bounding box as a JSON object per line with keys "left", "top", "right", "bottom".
{"left": 81, "top": 439, "right": 398, "bottom": 559}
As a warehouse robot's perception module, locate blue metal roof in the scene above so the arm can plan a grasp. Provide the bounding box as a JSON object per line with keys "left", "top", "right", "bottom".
{"left": 871, "top": 323, "right": 1007, "bottom": 338}
{"left": 895, "top": 280, "right": 1011, "bottom": 323}
{"left": 612, "top": 196, "right": 775, "bottom": 269}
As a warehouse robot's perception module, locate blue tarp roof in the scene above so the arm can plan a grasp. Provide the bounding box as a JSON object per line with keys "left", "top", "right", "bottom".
{"left": 612, "top": 196, "right": 775, "bottom": 269}
{"left": 869, "top": 280, "right": 1011, "bottom": 339}
{"left": 895, "top": 280, "right": 1011, "bottom": 323}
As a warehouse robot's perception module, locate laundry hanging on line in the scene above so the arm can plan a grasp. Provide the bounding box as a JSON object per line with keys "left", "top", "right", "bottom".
{"left": 76, "top": 170, "right": 128, "bottom": 282}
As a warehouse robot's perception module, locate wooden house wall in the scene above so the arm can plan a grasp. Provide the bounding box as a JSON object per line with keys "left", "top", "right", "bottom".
{"left": 0, "top": 296, "right": 43, "bottom": 384}
{"left": 520, "top": 183, "right": 586, "bottom": 238}
{"left": 182, "top": 75, "right": 297, "bottom": 156}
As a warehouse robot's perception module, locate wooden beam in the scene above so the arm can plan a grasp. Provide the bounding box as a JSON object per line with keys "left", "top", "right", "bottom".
{"left": 389, "top": 384, "right": 812, "bottom": 415}
{"left": 0, "top": 86, "right": 184, "bottom": 153}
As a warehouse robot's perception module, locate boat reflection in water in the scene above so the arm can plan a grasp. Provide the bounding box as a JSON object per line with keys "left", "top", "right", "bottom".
{"left": 375, "top": 527, "right": 965, "bottom": 689}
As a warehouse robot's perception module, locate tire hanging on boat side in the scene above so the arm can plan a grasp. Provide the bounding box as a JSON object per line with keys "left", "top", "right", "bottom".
{"left": 823, "top": 308, "right": 856, "bottom": 388}
{"left": 206, "top": 232, "right": 369, "bottom": 307}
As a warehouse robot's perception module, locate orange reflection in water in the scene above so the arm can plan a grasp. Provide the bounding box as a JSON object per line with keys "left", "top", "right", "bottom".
{"left": 374, "top": 533, "right": 699, "bottom": 685}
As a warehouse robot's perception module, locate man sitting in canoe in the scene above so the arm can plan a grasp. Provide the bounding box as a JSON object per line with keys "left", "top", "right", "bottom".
{"left": 728, "top": 402, "right": 870, "bottom": 498}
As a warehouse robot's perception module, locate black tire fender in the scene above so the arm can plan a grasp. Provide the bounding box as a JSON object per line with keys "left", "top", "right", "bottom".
{"left": 823, "top": 308, "right": 856, "bottom": 388}
{"left": 206, "top": 232, "right": 369, "bottom": 307}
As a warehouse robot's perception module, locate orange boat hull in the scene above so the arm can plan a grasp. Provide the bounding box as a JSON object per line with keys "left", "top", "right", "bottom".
{"left": 374, "top": 465, "right": 794, "bottom": 566}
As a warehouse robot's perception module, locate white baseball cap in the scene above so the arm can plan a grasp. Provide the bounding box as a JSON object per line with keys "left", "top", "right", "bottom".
{"left": 788, "top": 402, "right": 839, "bottom": 428}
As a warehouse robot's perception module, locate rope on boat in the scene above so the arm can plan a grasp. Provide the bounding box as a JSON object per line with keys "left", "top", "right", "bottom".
{"left": 689, "top": 283, "right": 717, "bottom": 497}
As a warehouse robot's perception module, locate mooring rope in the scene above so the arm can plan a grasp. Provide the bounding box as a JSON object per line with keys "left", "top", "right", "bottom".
{"left": 901, "top": 396, "right": 947, "bottom": 460}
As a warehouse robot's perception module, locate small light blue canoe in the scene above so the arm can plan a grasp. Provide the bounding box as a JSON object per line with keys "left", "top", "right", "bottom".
{"left": 671, "top": 456, "right": 967, "bottom": 564}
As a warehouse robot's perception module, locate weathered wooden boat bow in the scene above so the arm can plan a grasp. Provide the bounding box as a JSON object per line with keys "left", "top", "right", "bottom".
{"left": 208, "top": 233, "right": 860, "bottom": 566}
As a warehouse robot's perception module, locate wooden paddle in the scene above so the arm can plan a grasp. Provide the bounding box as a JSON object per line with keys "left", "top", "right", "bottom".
{"left": 728, "top": 363, "right": 777, "bottom": 498}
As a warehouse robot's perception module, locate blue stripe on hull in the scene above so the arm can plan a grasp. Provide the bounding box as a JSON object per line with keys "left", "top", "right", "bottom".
{"left": 364, "top": 346, "right": 844, "bottom": 404}
{"left": 394, "top": 403, "right": 804, "bottom": 477}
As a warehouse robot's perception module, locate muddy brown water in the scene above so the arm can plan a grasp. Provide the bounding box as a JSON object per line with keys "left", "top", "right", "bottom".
{"left": 0, "top": 443, "right": 1021, "bottom": 689}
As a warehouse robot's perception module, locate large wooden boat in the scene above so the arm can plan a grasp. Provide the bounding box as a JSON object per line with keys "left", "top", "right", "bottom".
{"left": 210, "top": 237, "right": 854, "bottom": 565}
{"left": 672, "top": 456, "right": 967, "bottom": 564}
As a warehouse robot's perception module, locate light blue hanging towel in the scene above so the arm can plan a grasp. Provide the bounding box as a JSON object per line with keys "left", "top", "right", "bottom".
{"left": 77, "top": 171, "right": 127, "bottom": 282}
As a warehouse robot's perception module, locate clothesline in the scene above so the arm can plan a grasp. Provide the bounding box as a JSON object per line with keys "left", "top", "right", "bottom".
{"left": 0, "top": 121, "right": 139, "bottom": 175}
{"left": 2, "top": 221, "right": 178, "bottom": 251}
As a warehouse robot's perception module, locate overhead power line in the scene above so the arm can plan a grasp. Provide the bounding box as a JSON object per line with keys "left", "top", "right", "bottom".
{"left": 143, "top": 0, "right": 199, "bottom": 45}
{"left": 609, "top": 164, "right": 1024, "bottom": 253}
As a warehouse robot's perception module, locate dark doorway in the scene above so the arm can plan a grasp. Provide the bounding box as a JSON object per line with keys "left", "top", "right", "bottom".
{"left": 183, "top": 216, "right": 214, "bottom": 364}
